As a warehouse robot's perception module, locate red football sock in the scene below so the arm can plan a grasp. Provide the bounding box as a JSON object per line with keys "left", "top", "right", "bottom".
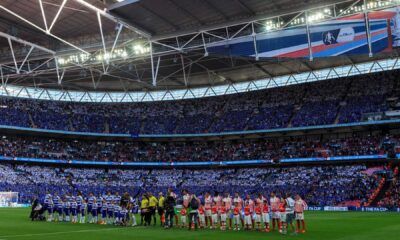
{"left": 301, "top": 220, "right": 305, "bottom": 230}
{"left": 265, "top": 223, "right": 270, "bottom": 229}
{"left": 297, "top": 220, "right": 300, "bottom": 231}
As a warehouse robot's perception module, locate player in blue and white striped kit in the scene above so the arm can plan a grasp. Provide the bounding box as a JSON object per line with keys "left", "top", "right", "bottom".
{"left": 80, "top": 201, "right": 87, "bottom": 224}
{"left": 114, "top": 192, "right": 121, "bottom": 205}
{"left": 43, "top": 192, "right": 52, "bottom": 214}
{"left": 114, "top": 203, "right": 121, "bottom": 224}
{"left": 53, "top": 193, "right": 60, "bottom": 218}
{"left": 71, "top": 199, "right": 78, "bottom": 223}
{"left": 107, "top": 201, "right": 114, "bottom": 224}
{"left": 56, "top": 198, "right": 64, "bottom": 222}
{"left": 101, "top": 199, "right": 108, "bottom": 224}
{"left": 76, "top": 192, "right": 83, "bottom": 222}
{"left": 67, "top": 192, "right": 75, "bottom": 203}
{"left": 63, "top": 197, "right": 71, "bottom": 222}
{"left": 119, "top": 206, "right": 129, "bottom": 226}
{"left": 87, "top": 193, "right": 96, "bottom": 223}
{"left": 105, "top": 192, "right": 113, "bottom": 204}
{"left": 96, "top": 195, "right": 103, "bottom": 222}
{"left": 47, "top": 197, "right": 54, "bottom": 222}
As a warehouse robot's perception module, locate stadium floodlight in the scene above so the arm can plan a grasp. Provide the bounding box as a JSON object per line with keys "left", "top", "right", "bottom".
{"left": 133, "top": 44, "right": 150, "bottom": 55}
{"left": 323, "top": 8, "right": 331, "bottom": 14}
{"left": 264, "top": 19, "right": 284, "bottom": 32}
{"left": 56, "top": 48, "right": 132, "bottom": 66}
{"left": 80, "top": 53, "right": 90, "bottom": 62}
{"left": 290, "top": 17, "right": 306, "bottom": 26}
{"left": 57, "top": 58, "right": 65, "bottom": 65}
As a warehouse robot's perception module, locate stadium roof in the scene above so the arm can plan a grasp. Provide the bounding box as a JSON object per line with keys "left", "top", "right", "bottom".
{"left": 0, "top": 0, "right": 399, "bottom": 97}
{"left": 108, "top": 0, "right": 342, "bottom": 38}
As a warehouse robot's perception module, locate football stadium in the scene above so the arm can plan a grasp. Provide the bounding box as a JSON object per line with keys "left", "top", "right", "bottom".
{"left": 0, "top": 0, "right": 400, "bottom": 239}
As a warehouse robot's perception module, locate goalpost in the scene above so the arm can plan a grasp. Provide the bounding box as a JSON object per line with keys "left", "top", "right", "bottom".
{"left": 0, "top": 192, "right": 19, "bottom": 207}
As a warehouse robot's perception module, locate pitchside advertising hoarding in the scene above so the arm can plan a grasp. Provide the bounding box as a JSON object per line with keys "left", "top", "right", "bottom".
{"left": 306, "top": 206, "right": 400, "bottom": 212}
{"left": 207, "top": 7, "right": 400, "bottom": 58}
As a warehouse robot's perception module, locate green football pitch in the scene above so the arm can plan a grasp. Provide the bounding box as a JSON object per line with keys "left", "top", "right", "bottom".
{"left": 0, "top": 208, "right": 399, "bottom": 240}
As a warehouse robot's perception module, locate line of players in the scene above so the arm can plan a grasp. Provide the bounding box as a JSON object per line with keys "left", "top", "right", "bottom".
{"left": 42, "top": 190, "right": 307, "bottom": 234}
{"left": 175, "top": 191, "right": 307, "bottom": 234}
{"left": 43, "top": 191, "right": 138, "bottom": 226}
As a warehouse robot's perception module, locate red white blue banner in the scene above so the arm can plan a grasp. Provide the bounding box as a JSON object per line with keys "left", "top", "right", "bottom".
{"left": 207, "top": 7, "right": 400, "bottom": 59}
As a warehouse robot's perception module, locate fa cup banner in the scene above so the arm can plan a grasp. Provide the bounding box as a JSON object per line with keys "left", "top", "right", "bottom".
{"left": 207, "top": 7, "right": 400, "bottom": 59}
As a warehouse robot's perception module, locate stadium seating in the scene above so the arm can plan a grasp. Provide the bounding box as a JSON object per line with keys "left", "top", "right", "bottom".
{"left": 0, "top": 70, "right": 397, "bottom": 134}
{"left": 0, "top": 163, "right": 379, "bottom": 207}
{"left": 0, "top": 134, "right": 392, "bottom": 163}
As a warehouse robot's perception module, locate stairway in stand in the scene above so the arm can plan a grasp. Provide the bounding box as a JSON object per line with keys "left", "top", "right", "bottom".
{"left": 367, "top": 163, "right": 399, "bottom": 206}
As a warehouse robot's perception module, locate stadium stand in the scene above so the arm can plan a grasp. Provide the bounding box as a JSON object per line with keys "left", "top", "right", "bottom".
{"left": 0, "top": 133, "right": 393, "bottom": 163}
{"left": 0, "top": 163, "right": 381, "bottom": 207}
{"left": 0, "top": 71, "right": 397, "bottom": 134}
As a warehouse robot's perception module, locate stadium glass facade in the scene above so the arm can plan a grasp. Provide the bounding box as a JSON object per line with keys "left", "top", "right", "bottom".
{"left": 0, "top": 57, "right": 399, "bottom": 103}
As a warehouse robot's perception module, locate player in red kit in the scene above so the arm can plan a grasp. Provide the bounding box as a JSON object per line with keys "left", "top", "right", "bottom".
{"left": 211, "top": 202, "right": 218, "bottom": 229}
{"left": 262, "top": 200, "right": 270, "bottom": 232}
{"left": 233, "top": 202, "right": 241, "bottom": 231}
{"left": 255, "top": 193, "right": 266, "bottom": 208}
{"left": 244, "top": 194, "right": 255, "bottom": 229}
{"left": 198, "top": 205, "right": 206, "bottom": 228}
{"left": 204, "top": 192, "right": 212, "bottom": 227}
{"left": 254, "top": 205, "right": 262, "bottom": 231}
{"left": 222, "top": 192, "right": 232, "bottom": 229}
{"left": 270, "top": 192, "right": 281, "bottom": 231}
{"left": 279, "top": 198, "right": 287, "bottom": 235}
{"left": 220, "top": 204, "right": 227, "bottom": 231}
{"left": 243, "top": 202, "right": 252, "bottom": 230}
{"left": 233, "top": 192, "right": 244, "bottom": 228}
{"left": 295, "top": 194, "right": 307, "bottom": 233}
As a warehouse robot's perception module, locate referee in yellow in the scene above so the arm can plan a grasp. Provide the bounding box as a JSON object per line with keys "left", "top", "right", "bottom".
{"left": 158, "top": 192, "right": 165, "bottom": 226}
{"left": 148, "top": 192, "right": 158, "bottom": 226}
{"left": 140, "top": 193, "right": 149, "bottom": 226}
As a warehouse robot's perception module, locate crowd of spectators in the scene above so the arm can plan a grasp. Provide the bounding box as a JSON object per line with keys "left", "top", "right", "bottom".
{"left": 377, "top": 166, "right": 400, "bottom": 208}
{"left": 0, "top": 133, "right": 393, "bottom": 163}
{"left": 0, "top": 70, "right": 397, "bottom": 134}
{"left": 0, "top": 163, "right": 381, "bottom": 207}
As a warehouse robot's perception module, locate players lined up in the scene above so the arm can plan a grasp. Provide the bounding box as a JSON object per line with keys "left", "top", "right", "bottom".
{"left": 40, "top": 190, "right": 307, "bottom": 234}
{"left": 157, "top": 190, "right": 307, "bottom": 234}
{"left": 42, "top": 191, "right": 138, "bottom": 226}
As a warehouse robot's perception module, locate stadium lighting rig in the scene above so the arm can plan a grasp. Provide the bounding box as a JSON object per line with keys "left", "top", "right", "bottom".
{"left": 56, "top": 43, "right": 149, "bottom": 66}
{"left": 0, "top": 0, "right": 400, "bottom": 91}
